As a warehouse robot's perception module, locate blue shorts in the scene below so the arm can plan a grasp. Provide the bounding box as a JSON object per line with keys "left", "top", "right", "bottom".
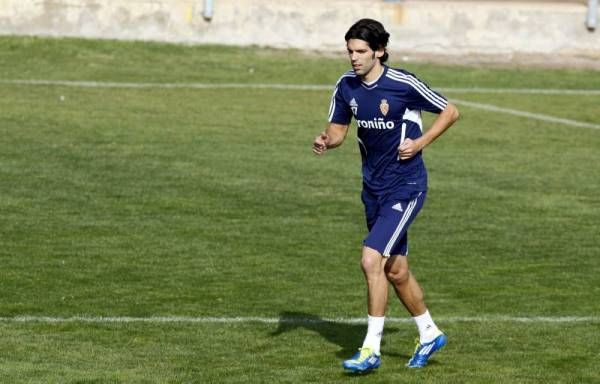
{"left": 362, "top": 190, "right": 426, "bottom": 257}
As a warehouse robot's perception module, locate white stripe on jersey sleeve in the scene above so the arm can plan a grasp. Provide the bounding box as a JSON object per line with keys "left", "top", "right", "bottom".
{"left": 386, "top": 69, "right": 447, "bottom": 111}
{"left": 386, "top": 72, "right": 447, "bottom": 111}
{"left": 328, "top": 71, "right": 356, "bottom": 122}
{"left": 387, "top": 69, "right": 447, "bottom": 107}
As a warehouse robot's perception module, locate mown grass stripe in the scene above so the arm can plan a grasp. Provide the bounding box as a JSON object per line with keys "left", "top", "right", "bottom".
{"left": 2, "top": 79, "right": 598, "bottom": 130}
{"left": 0, "top": 316, "right": 598, "bottom": 324}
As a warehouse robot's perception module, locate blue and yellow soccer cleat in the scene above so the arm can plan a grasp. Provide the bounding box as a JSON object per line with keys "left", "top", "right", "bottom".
{"left": 342, "top": 347, "right": 381, "bottom": 373}
{"left": 406, "top": 333, "right": 447, "bottom": 368}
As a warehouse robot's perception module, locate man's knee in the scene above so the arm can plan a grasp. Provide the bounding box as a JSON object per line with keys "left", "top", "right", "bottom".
{"left": 361, "top": 246, "right": 384, "bottom": 274}
{"left": 385, "top": 258, "right": 410, "bottom": 284}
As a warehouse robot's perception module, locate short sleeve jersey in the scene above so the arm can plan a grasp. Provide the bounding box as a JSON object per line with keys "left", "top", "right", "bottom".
{"left": 328, "top": 66, "right": 448, "bottom": 202}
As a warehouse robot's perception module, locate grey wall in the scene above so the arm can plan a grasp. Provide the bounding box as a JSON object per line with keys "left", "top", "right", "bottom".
{"left": 1, "top": 0, "right": 598, "bottom": 63}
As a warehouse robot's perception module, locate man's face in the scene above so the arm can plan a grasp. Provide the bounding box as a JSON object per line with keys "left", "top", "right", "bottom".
{"left": 346, "top": 38, "right": 383, "bottom": 78}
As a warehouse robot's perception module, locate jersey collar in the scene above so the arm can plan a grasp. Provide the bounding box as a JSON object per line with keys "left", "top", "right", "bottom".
{"left": 361, "top": 65, "right": 387, "bottom": 90}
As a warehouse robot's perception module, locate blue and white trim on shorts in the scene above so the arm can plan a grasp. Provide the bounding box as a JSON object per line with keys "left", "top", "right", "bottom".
{"left": 383, "top": 192, "right": 421, "bottom": 256}
{"left": 363, "top": 191, "right": 426, "bottom": 257}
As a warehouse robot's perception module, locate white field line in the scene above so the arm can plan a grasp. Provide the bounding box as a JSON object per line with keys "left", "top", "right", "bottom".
{"left": 452, "top": 98, "right": 600, "bottom": 130}
{"left": 0, "top": 315, "right": 598, "bottom": 324}
{"left": 2, "top": 79, "right": 600, "bottom": 95}
{"left": 440, "top": 87, "right": 600, "bottom": 95}
{"left": 0, "top": 79, "right": 332, "bottom": 91}
{"left": 2, "top": 79, "right": 599, "bottom": 130}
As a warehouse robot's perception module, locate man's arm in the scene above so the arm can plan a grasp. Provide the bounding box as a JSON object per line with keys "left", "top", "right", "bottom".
{"left": 313, "top": 123, "right": 350, "bottom": 155}
{"left": 398, "top": 103, "right": 459, "bottom": 160}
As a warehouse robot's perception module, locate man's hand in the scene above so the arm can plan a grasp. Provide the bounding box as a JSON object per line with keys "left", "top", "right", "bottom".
{"left": 313, "top": 132, "right": 330, "bottom": 155}
{"left": 397, "top": 138, "right": 423, "bottom": 160}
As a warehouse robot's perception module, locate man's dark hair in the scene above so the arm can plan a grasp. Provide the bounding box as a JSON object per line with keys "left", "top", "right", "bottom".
{"left": 344, "top": 18, "right": 390, "bottom": 63}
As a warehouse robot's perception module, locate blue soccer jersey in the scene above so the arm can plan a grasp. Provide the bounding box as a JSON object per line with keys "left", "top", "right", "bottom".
{"left": 328, "top": 66, "right": 448, "bottom": 202}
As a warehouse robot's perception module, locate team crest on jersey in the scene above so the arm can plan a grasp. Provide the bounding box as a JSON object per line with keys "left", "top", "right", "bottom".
{"left": 380, "top": 99, "right": 389, "bottom": 116}
{"left": 350, "top": 98, "right": 358, "bottom": 116}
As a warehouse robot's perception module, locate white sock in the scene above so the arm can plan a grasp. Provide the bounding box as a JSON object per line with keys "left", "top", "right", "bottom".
{"left": 412, "top": 310, "right": 442, "bottom": 344}
{"left": 361, "top": 315, "right": 385, "bottom": 355}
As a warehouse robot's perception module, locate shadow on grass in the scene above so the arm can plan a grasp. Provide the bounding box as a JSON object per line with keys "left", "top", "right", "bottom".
{"left": 270, "top": 311, "right": 407, "bottom": 360}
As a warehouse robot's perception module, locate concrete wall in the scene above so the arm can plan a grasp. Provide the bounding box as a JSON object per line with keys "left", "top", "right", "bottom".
{"left": 0, "top": 0, "right": 598, "bottom": 62}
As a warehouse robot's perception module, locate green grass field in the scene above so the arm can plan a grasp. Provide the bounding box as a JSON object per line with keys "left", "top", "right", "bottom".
{"left": 1, "top": 36, "right": 599, "bottom": 383}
